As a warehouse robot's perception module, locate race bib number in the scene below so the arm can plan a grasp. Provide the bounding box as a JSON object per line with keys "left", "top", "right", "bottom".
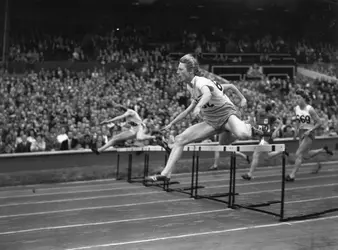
{"left": 202, "top": 102, "right": 214, "bottom": 108}
{"left": 296, "top": 115, "right": 311, "bottom": 124}
{"left": 211, "top": 80, "right": 223, "bottom": 91}
{"left": 202, "top": 80, "right": 223, "bottom": 109}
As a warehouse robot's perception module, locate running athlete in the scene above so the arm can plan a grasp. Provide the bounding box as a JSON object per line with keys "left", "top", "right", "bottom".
{"left": 145, "top": 54, "right": 262, "bottom": 182}
{"left": 91, "top": 102, "right": 170, "bottom": 154}
{"left": 286, "top": 89, "right": 333, "bottom": 181}
{"left": 209, "top": 83, "right": 250, "bottom": 170}
{"left": 241, "top": 104, "right": 285, "bottom": 180}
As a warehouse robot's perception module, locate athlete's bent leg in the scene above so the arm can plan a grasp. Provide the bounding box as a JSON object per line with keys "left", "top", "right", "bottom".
{"left": 135, "top": 127, "right": 156, "bottom": 141}
{"left": 242, "top": 151, "right": 263, "bottom": 180}
{"left": 224, "top": 115, "right": 261, "bottom": 140}
{"left": 209, "top": 151, "right": 221, "bottom": 170}
{"left": 96, "top": 130, "right": 136, "bottom": 153}
{"left": 147, "top": 122, "right": 217, "bottom": 181}
{"left": 287, "top": 136, "right": 313, "bottom": 180}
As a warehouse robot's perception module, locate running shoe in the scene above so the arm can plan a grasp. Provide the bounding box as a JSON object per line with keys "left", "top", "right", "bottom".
{"left": 145, "top": 174, "right": 170, "bottom": 182}
{"left": 324, "top": 146, "right": 333, "bottom": 156}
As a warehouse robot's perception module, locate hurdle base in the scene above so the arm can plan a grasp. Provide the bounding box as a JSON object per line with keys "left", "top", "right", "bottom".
{"left": 195, "top": 192, "right": 239, "bottom": 200}
{"left": 232, "top": 203, "right": 282, "bottom": 218}
{"left": 176, "top": 185, "right": 204, "bottom": 191}
{"left": 144, "top": 181, "right": 180, "bottom": 187}
{"left": 166, "top": 185, "right": 205, "bottom": 193}
{"left": 194, "top": 195, "right": 231, "bottom": 204}
{"left": 280, "top": 208, "right": 338, "bottom": 222}
{"left": 236, "top": 200, "right": 281, "bottom": 209}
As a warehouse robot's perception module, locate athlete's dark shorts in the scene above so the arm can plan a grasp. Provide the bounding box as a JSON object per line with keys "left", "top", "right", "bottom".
{"left": 202, "top": 102, "right": 239, "bottom": 132}
{"left": 299, "top": 129, "right": 315, "bottom": 141}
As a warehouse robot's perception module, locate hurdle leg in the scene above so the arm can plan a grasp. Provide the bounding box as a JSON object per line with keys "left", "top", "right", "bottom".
{"left": 189, "top": 151, "right": 195, "bottom": 198}
{"left": 194, "top": 149, "right": 200, "bottom": 198}
{"left": 116, "top": 153, "right": 120, "bottom": 180}
{"left": 228, "top": 153, "right": 234, "bottom": 207}
{"left": 231, "top": 152, "right": 237, "bottom": 207}
{"left": 280, "top": 152, "right": 286, "bottom": 221}
{"left": 147, "top": 152, "right": 150, "bottom": 177}
{"left": 143, "top": 152, "right": 149, "bottom": 186}
{"left": 127, "top": 153, "right": 133, "bottom": 183}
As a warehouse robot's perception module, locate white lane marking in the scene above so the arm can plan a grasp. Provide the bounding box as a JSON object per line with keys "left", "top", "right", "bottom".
{"left": 0, "top": 198, "right": 191, "bottom": 219}
{"left": 1, "top": 160, "right": 336, "bottom": 195}
{"left": 0, "top": 166, "right": 337, "bottom": 199}
{"left": 65, "top": 214, "right": 338, "bottom": 249}
{"left": 0, "top": 209, "right": 228, "bottom": 236}
{"left": 1, "top": 176, "right": 337, "bottom": 208}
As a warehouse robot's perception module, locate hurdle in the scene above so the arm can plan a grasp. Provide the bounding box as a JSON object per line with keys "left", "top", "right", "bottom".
{"left": 115, "top": 146, "right": 180, "bottom": 190}
{"left": 162, "top": 145, "right": 205, "bottom": 196}
{"left": 115, "top": 145, "right": 205, "bottom": 194}
{"left": 189, "top": 144, "right": 287, "bottom": 221}
{"left": 116, "top": 143, "right": 287, "bottom": 221}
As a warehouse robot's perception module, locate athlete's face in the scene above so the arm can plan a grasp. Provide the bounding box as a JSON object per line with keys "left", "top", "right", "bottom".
{"left": 177, "top": 63, "right": 193, "bottom": 83}
{"left": 295, "top": 94, "right": 305, "bottom": 106}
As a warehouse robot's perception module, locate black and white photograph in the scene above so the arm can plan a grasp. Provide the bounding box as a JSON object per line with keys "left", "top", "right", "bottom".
{"left": 0, "top": 0, "right": 337, "bottom": 249}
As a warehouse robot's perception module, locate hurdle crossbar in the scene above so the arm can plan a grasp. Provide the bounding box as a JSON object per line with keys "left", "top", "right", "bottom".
{"left": 116, "top": 144, "right": 285, "bottom": 153}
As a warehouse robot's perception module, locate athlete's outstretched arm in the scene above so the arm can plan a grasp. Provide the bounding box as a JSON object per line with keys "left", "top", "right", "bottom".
{"left": 101, "top": 111, "right": 130, "bottom": 125}
{"left": 221, "top": 83, "right": 247, "bottom": 107}
{"left": 111, "top": 102, "right": 128, "bottom": 112}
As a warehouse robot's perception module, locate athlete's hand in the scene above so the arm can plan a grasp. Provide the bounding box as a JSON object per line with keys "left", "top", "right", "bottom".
{"left": 161, "top": 123, "right": 172, "bottom": 132}
{"left": 304, "top": 130, "right": 311, "bottom": 137}
{"left": 191, "top": 106, "right": 201, "bottom": 120}
{"left": 239, "top": 98, "right": 247, "bottom": 108}
{"left": 100, "top": 120, "right": 109, "bottom": 125}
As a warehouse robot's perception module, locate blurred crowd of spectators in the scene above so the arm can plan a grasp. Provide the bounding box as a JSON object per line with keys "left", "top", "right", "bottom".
{"left": 1, "top": 62, "right": 337, "bottom": 154}
{"left": 0, "top": 60, "right": 186, "bottom": 154}
{"left": 8, "top": 27, "right": 165, "bottom": 64}
{"left": 236, "top": 75, "right": 338, "bottom": 138}
{"left": 8, "top": 29, "right": 338, "bottom": 84}
{"left": 8, "top": 27, "right": 338, "bottom": 66}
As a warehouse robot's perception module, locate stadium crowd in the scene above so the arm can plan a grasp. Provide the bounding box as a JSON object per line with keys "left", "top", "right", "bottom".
{"left": 1, "top": 57, "right": 337, "bottom": 154}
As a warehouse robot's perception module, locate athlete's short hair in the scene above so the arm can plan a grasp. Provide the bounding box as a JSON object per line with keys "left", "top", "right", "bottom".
{"left": 295, "top": 89, "right": 311, "bottom": 103}
{"left": 179, "top": 54, "right": 202, "bottom": 76}
{"left": 265, "top": 104, "right": 272, "bottom": 113}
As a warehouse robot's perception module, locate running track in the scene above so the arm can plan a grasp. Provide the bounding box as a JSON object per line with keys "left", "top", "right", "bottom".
{"left": 0, "top": 162, "right": 338, "bottom": 250}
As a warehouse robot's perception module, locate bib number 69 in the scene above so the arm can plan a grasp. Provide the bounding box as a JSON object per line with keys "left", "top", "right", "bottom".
{"left": 296, "top": 115, "right": 311, "bottom": 124}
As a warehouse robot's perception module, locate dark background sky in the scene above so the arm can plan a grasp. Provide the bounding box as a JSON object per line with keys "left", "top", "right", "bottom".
{"left": 0, "top": 0, "right": 337, "bottom": 44}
